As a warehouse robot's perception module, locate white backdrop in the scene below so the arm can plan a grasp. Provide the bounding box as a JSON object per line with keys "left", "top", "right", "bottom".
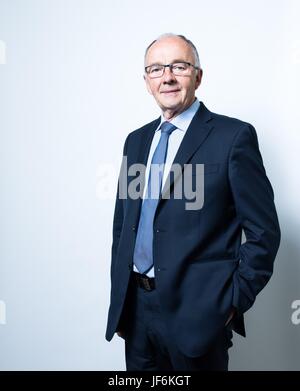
{"left": 0, "top": 0, "right": 299, "bottom": 370}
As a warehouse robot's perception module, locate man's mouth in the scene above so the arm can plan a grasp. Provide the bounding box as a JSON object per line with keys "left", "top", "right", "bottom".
{"left": 161, "top": 89, "right": 180, "bottom": 94}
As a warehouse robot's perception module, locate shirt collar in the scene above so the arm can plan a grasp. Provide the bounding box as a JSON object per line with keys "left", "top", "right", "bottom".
{"left": 156, "top": 98, "right": 200, "bottom": 132}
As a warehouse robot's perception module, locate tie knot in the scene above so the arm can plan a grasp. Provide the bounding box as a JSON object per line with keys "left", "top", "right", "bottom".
{"left": 160, "top": 121, "right": 177, "bottom": 135}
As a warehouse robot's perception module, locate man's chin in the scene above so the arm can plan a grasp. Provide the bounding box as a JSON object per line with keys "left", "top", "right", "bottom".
{"left": 159, "top": 101, "right": 182, "bottom": 112}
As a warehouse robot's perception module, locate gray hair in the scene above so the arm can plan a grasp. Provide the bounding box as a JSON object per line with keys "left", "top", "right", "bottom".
{"left": 144, "top": 33, "right": 201, "bottom": 68}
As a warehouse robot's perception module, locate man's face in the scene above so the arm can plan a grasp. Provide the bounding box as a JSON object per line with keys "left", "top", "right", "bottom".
{"left": 144, "top": 37, "right": 202, "bottom": 118}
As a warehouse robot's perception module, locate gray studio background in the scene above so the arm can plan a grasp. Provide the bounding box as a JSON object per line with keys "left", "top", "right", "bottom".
{"left": 0, "top": 0, "right": 299, "bottom": 370}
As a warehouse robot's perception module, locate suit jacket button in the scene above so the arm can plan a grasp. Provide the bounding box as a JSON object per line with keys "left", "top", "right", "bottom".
{"left": 156, "top": 229, "right": 160, "bottom": 233}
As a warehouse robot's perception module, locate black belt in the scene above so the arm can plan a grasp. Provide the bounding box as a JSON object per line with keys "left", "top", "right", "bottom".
{"left": 132, "top": 271, "right": 155, "bottom": 291}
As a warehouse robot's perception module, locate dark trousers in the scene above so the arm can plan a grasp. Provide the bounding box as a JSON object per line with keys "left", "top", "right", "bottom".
{"left": 120, "top": 273, "right": 234, "bottom": 371}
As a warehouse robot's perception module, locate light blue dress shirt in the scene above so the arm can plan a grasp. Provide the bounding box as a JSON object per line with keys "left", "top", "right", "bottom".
{"left": 133, "top": 98, "right": 201, "bottom": 277}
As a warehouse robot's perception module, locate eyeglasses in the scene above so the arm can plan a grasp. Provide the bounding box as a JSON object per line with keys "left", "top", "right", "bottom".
{"left": 145, "top": 61, "right": 199, "bottom": 79}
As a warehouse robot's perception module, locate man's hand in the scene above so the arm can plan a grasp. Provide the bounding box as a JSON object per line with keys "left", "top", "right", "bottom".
{"left": 117, "top": 330, "right": 125, "bottom": 339}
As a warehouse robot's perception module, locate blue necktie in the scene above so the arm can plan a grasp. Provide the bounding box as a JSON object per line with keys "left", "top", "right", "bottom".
{"left": 133, "top": 121, "right": 177, "bottom": 274}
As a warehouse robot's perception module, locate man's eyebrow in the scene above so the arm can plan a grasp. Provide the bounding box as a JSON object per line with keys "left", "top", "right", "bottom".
{"left": 146, "top": 59, "right": 188, "bottom": 67}
{"left": 146, "top": 62, "right": 162, "bottom": 67}
{"left": 171, "top": 59, "right": 188, "bottom": 63}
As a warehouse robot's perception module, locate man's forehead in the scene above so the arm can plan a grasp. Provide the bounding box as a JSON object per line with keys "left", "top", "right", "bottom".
{"left": 146, "top": 38, "right": 192, "bottom": 61}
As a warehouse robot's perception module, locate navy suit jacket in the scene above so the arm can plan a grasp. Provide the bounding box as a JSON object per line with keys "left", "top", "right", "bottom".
{"left": 105, "top": 102, "right": 281, "bottom": 357}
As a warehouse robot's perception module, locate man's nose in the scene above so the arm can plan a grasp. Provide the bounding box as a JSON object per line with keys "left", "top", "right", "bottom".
{"left": 162, "top": 66, "right": 177, "bottom": 83}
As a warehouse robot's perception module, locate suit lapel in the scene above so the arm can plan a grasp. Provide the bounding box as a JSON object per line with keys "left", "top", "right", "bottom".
{"left": 129, "top": 117, "right": 160, "bottom": 228}
{"left": 160, "top": 102, "right": 213, "bottom": 201}
{"left": 136, "top": 117, "right": 160, "bottom": 166}
{"left": 130, "top": 102, "right": 213, "bottom": 227}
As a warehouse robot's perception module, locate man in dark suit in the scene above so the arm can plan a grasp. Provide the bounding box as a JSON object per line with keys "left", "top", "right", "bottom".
{"left": 105, "top": 33, "right": 281, "bottom": 370}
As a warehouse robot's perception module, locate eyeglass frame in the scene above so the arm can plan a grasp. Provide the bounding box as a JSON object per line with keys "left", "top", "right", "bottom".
{"left": 144, "top": 61, "right": 200, "bottom": 78}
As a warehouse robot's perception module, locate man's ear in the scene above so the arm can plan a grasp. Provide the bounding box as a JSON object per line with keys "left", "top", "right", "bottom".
{"left": 144, "top": 74, "right": 153, "bottom": 96}
{"left": 195, "top": 69, "right": 203, "bottom": 90}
